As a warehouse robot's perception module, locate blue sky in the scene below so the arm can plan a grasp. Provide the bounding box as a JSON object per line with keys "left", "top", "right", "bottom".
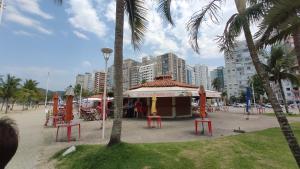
{"left": 0, "top": 0, "right": 238, "bottom": 91}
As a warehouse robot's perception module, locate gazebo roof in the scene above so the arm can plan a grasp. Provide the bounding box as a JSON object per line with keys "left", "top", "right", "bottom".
{"left": 131, "top": 75, "right": 198, "bottom": 89}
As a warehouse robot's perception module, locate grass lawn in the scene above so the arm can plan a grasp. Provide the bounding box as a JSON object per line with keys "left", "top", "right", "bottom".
{"left": 264, "top": 113, "right": 300, "bottom": 117}
{"left": 53, "top": 123, "right": 300, "bottom": 169}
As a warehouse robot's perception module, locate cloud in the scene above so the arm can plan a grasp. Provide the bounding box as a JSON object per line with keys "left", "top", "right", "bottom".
{"left": 13, "top": 0, "right": 53, "bottom": 19}
{"left": 66, "top": 0, "right": 107, "bottom": 38}
{"left": 5, "top": 6, "right": 52, "bottom": 35}
{"left": 73, "top": 30, "right": 89, "bottom": 40}
{"left": 82, "top": 61, "right": 92, "bottom": 67}
{"left": 13, "top": 30, "right": 34, "bottom": 37}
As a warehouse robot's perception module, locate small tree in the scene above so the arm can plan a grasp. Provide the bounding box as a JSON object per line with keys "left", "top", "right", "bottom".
{"left": 212, "top": 78, "right": 222, "bottom": 92}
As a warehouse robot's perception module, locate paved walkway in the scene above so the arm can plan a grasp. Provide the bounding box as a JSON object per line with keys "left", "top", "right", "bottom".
{"left": 0, "top": 108, "right": 46, "bottom": 169}
{"left": 1, "top": 107, "right": 300, "bottom": 169}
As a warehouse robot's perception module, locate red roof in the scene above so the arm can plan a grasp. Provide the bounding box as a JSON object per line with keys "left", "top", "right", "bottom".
{"left": 131, "top": 75, "right": 198, "bottom": 89}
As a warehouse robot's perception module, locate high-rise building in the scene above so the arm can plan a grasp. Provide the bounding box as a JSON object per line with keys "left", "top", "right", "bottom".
{"left": 186, "top": 65, "right": 195, "bottom": 85}
{"left": 75, "top": 72, "right": 93, "bottom": 92}
{"left": 156, "top": 53, "right": 186, "bottom": 83}
{"left": 194, "top": 64, "right": 209, "bottom": 90}
{"left": 107, "top": 65, "right": 114, "bottom": 91}
{"left": 224, "top": 41, "right": 265, "bottom": 98}
{"left": 75, "top": 74, "right": 85, "bottom": 87}
{"left": 210, "top": 66, "right": 225, "bottom": 90}
{"left": 94, "top": 71, "right": 106, "bottom": 94}
{"left": 123, "top": 59, "right": 141, "bottom": 91}
{"left": 139, "top": 63, "right": 156, "bottom": 83}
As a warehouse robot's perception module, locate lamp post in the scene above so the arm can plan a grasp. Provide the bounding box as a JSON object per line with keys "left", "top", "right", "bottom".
{"left": 101, "top": 47, "right": 113, "bottom": 140}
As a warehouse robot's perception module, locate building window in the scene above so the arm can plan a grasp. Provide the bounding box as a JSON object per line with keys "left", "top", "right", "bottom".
{"left": 287, "top": 93, "right": 291, "bottom": 96}
{"left": 247, "top": 67, "right": 251, "bottom": 70}
{"left": 286, "top": 88, "right": 291, "bottom": 91}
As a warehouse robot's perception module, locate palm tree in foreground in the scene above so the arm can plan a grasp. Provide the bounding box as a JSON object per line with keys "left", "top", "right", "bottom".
{"left": 263, "top": 45, "right": 299, "bottom": 114}
{"left": 160, "top": 0, "right": 300, "bottom": 165}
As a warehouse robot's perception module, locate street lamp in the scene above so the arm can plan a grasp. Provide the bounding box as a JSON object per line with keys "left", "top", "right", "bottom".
{"left": 101, "top": 47, "right": 113, "bottom": 140}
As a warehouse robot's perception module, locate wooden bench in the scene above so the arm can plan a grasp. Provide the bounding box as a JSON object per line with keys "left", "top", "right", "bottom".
{"left": 56, "top": 122, "right": 80, "bottom": 142}
{"left": 147, "top": 116, "right": 162, "bottom": 128}
{"left": 194, "top": 118, "right": 212, "bottom": 136}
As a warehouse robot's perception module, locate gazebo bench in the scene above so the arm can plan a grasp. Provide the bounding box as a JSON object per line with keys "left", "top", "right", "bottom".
{"left": 56, "top": 122, "right": 80, "bottom": 142}
{"left": 194, "top": 118, "right": 212, "bottom": 136}
{"left": 147, "top": 116, "right": 162, "bottom": 128}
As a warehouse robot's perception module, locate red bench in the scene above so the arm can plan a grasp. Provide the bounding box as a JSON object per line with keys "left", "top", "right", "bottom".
{"left": 147, "top": 116, "right": 162, "bottom": 128}
{"left": 194, "top": 118, "right": 212, "bottom": 136}
{"left": 56, "top": 122, "right": 80, "bottom": 142}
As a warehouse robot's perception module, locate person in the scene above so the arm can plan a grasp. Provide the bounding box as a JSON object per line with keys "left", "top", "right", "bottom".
{"left": 134, "top": 99, "right": 142, "bottom": 118}
{"left": 0, "top": 117, "right": 19, "bottom": 169}
{"left": 198, "top": 85, "right": 207, "bottom": 118}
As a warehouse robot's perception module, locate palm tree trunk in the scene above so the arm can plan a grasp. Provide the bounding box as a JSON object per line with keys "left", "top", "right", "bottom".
{"left": 292, "top": 27, "right": 300, "bottom": 71}
{"left": 1, "top": 100, "right": 4, "bottom": 111}
{"left": 279, "top": 80, "right": 290, "bottom": 114}
{"left": 11, "top": 100, "right": 16, "bottom": 111}
{"left": 108, "top": 0, "right": 124, "bottom": 147}
{"left": 242, "top": 22, "right": 300, "bottom": 167}
{"left": 5, "top": 98, "right": 9, "bottom": 114}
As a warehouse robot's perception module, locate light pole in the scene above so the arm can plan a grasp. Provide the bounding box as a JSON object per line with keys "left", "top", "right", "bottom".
{"left": 44, "top": 72, "right": 50, "bottom": 108}
{"left": 101, "top": 47, "right": 113, "bottom": 140}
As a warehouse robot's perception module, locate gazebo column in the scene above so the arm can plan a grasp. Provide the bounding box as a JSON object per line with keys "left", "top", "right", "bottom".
{"left": 172, "top": 97, "right": 176, "bottom": 118}
{"left": 190, "top": 97, "right": 192, "bottom": 117}
{"left": 147, "top": 97, "right": 150, "bottom": 116}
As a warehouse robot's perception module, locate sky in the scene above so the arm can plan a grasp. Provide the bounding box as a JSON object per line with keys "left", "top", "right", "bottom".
{"left": 0, "top": 0, "right": 240, "bottom": 91}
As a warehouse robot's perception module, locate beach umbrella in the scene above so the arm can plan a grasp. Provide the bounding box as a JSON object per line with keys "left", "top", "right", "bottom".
{"left": 65, "top": 86, "right": 74, "bottom": 122}
{"left": 199, "top": 85, "right": 206, "bottom": 118}
{"left": 53, "top": 93, "right": 59, "bottom": 117}
{"left": 151, "top": 96, "right": 157, "bottom": 116}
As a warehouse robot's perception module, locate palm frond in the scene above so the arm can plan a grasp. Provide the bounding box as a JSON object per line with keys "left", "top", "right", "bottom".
{"left": 186, "top": 0, "right": 222, "bottom": 54}
{"left": 158, "top": 0, "right": 174, "bottom": 25}
{"left": 254, "top": 0, "right": 300, "bottom": 47}
{"left": 125, "top": 0, "right": 148, "bottom": 50}
{"left": 217, "top": 13, "right": 245, "bottom": 54}
{"left": 244, "top": 2, "right": 266, "bottom": 23}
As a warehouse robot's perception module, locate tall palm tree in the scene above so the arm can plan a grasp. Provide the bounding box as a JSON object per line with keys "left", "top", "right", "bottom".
{"left": 253, "top": 0, "right": 300, "bottom": 70}
{"left": 212, "top": 78, "right": 222, "bottom": 92}
{"left": 0, "top": 74, "right": 21, "bottom": 113}
{"left": 23, "top": 79, "right": 39, "bottom": 108}
{"left": 160, "top": 0, "right": 300, "bottom": 165}
{"left": 263, "top": 45, "right": 299, "bottom": 114}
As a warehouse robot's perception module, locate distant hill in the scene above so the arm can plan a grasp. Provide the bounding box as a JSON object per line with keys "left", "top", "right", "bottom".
{"left": 37, "top": 88, "right": 65, "bottom": 96}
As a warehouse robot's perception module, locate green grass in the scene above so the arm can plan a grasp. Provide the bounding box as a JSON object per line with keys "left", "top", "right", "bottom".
{"left": 53, "top": 123, "right": 300, "bottom": 169}
{"left": 264, "top": 113, "right": 300, "bottom": 117}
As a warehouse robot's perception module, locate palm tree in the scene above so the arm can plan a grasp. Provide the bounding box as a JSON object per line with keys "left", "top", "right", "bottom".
{"left": 23, "top": 79, "right": 39, "bottom": 108}
{"left": 221, "top": 91, "right": 227, "bottom": 105}
{"left": 253, "top": 0, "right": 300, "bottom": 69}
{"left": 263, "top": 45, "right": 299, "bottom": 114}
{"left": 0, "top": 74, "right": 21, "bottom": 113}
{"left": 249, "top": 74, "right": 265, "bottom": 102}
{"left": 161, "top": 0, "right": 300, "bottom": 165}
{"left": 212, "top": 78, "right": 222, "bottom": 92}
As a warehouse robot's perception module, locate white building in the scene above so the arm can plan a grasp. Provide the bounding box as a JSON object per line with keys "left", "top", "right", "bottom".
{"left": 75, "top": 72, "right": 93, "bottom": 92}
{"left": 139, "top": 63, "right": 156, "bottom": 83}
{"left": 224, "top": 41, "right": 267, "bottom": 98}
{"left": 194, "top": 64, "right": 210, "bottom": 89}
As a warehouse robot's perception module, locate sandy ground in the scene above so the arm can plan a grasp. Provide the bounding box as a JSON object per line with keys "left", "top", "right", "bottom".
{"left": 1, "top": 106, "right": 300, "bottom": 169}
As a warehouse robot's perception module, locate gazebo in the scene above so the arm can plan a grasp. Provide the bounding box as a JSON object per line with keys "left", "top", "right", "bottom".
{"left": 124, "top": 75, "right": 221, "bottom": 118}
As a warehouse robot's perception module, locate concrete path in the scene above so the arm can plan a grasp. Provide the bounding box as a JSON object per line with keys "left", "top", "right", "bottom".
{"left": 1, "top": 107, "right": 300, "bottom": 169}
{"left": 1, "top": 108, "right": 46, "bottom": 169}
